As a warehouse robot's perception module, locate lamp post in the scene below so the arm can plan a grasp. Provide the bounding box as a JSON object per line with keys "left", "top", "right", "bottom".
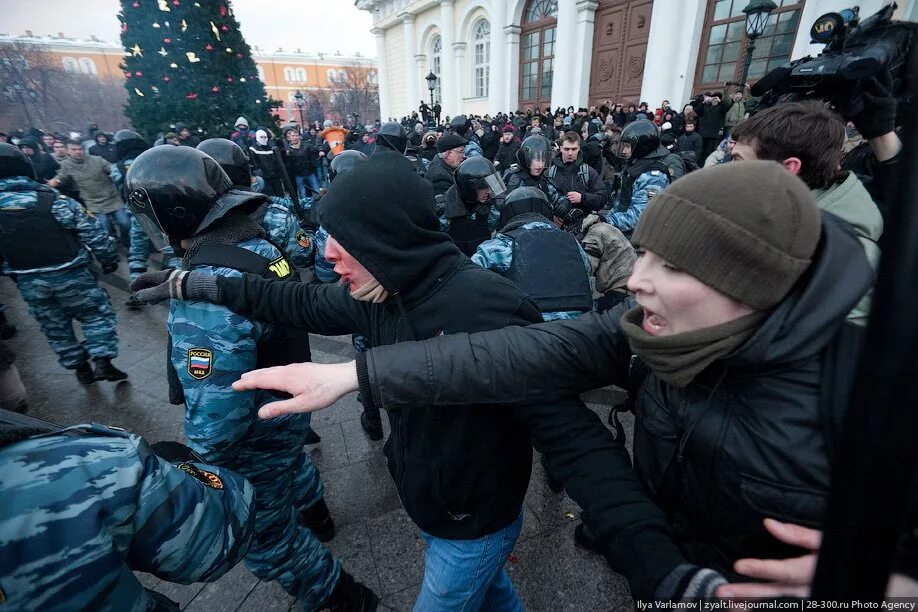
{"left": 293, "top": 89, "right": 306, "bottom": 130}
{"left": 425, "top": 71, "right": 438, "bottom": 127}
{"left": 740, "top": 0, "right": 777, "bottom": 86}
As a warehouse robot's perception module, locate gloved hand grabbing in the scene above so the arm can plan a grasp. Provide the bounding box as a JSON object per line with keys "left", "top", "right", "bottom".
{"left": 553, "top": 197, "right": 572, "bottom": 220}
{"left": 654, "top": 564, "right": 727, "bottom": 601}
{"left": 101, "top": 261, "right": 118, "bottom": 274}
{"left": 844, "top": 70, "right": 897, "bottom": 139}
{"left": 129, "top": 269, "right": 218, "bottom": 304}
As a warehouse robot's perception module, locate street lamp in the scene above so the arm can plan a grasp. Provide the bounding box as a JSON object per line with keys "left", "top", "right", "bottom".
{"left": 425, "top": 71, "right": 438, "bottom": 128}
{"left": 293, "top": 89, "right": 306, "bottom": 130}
{"left": 741, "top": 0, "right": 777, "bottom": 86}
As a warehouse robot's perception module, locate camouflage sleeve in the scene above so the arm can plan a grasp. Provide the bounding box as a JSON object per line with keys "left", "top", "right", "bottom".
{"left": 128, "top": 214, "right": 153, "bottom": 280}
{"left": 54, "top": 196, "right": 118, "bottom": 265}
{"left": 127, "top": 434, "right": 255, "bottom": 583}
{"left": 465, "top": 141, "right": 484, "bottom": 158}
{"left": 313, "top": 225, "right": 340, "bottom": 283}
{"left": 607, "top": 171, "right": 668, "bottom": 234}
{"left": 470, "top": 236, "right": 513, "bottom": 273}
{"left": 264, "top": 199, "right": 314, "bottom": 269}
{"left": 170, "top": 298, "right": 259, "bottom": 464}
{"left": 110, "top": 163, "right": 124, "bottom": 193}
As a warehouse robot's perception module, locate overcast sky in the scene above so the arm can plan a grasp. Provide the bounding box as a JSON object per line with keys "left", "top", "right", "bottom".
{"left": 2, "top": 0, "right": 377, "bottom": 57}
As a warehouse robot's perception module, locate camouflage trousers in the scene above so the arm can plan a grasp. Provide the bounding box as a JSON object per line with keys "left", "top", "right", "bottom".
{"left": 209, "top": 414, "right": 339, "bottom": 609}
{"left": 14, "top": 266, "right": 118, "bottom": 368}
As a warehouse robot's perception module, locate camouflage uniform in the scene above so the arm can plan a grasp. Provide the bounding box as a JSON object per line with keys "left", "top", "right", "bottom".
{"left": 260, "top": 195, "right": 315, "bottom": 270}
{"left": 313, "top": 225, "right": 339, "bottom": 283}
{"left": 127, "top": 214, "right": 180, "bottom": 281}
{"left": 607, "top": 169, "right": 669, "bottom": 234}
{"left": 169, "top": 237, "right": 338, "bottom": 608}
{"left": 471, "top": 220, "right": 593, "bottom": 321}
{"left": 0, "top": 176, "right": 120, "bottom": 368}
{"left": 0, "top": 422, "right": 255, "bottom": 611}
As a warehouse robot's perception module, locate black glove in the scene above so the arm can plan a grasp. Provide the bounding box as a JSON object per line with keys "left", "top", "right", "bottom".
{"left": 844, "top": 70, "right": 897, "bottom": 139}
{"left": 654, "top": 564, "right": 727, "bottom": 601}
{"left": 553, "top": 197, "right": 572, "bottom": 220}
{"left": 564, "top": 207, "right": 585, "bottom": 227}
{"left": 129, "top": 269, "right": 218, "bottom": 304}
{"left": 101, "top": 261, "right": 118, "bottom": 274}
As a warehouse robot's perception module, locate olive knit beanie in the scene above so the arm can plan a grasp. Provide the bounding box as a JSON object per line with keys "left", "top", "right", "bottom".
{"left": 632, "top": 161, "right": 821, "bottom": 310}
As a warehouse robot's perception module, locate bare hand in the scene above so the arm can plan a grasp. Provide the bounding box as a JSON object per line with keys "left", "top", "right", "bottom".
{"left": 233, "top": 361, "right": 359, "bottom": 419}
{"left": 716, "top": 519, "right": 820, "bottom": 599}
{"left": 566, "top": 191, "right": 583, "bottom": 205}
{"left": 47, "top": 178, "right": 61, "bottom": 188}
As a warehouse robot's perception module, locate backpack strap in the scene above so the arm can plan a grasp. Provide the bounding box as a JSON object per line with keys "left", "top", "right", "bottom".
{"left": 35, "top": 191, "right": 55, "bottom": 214}
{"left": 578, "top": 164, "right": 590, "bottom": 186}
{"left": 187, "top": 244, "right": 293, "bottom": 279}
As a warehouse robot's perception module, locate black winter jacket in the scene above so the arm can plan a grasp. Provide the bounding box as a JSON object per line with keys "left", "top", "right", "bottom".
{"left": 547, "top": 156, "right": 608, "bottom": 213}
{"left": 693, "top": 96, "right": 733, "bottom": 139}
{"left": 211, "top": 150, "right": 636, "bottom": 545}
{"left": 424, "top": 154, "right": 457, "bottom": 196}
{"left": 354, "top": 212, "right": 873, "bottom": 599}
{"left": 493, "top": 139, "right": 520, "bottom": 172}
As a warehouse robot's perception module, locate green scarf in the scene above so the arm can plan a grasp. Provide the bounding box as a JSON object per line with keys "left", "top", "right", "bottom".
{"left": 619, "top": 306, "right": 767, "bottom": 388}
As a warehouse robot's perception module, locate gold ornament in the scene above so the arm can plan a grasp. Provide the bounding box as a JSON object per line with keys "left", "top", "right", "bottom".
{"left": 130, "top": 43, "right": 143, "bottom": 57}
{"left": 186, "top": 52, "right": 200, "bottom": 63}
{"left": 157, "top": 0, "right": 171, "bottom": 11}
{"left": 239, "top": 77, "right": 246, "bottom": 82}
{"left": 152, "top": 22, "right": 161, "bottom": 28}
{"left": 134, "top": 87, "right": 145, "bottom": 96}
{"left": 169, "top": 62, "right": 178, "bottom": 68}
{"left": 225, "top": 47, "right": 232, "bottom": 53}
{"left": 181, "top": 19, "right": 188, "bottom": 32}
{"left": 158, "top": 47, "right": 168, "bottom": 57}
{"left": 210, "top": 21, "right": 221, "bottom": 41}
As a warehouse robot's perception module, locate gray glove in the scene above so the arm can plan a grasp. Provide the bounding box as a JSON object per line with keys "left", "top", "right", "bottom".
{"left": 129, "top": 269, "right": 218, "bottom": 304}
{"left": 654, "top": 564, "right": 727, "bottom": 601}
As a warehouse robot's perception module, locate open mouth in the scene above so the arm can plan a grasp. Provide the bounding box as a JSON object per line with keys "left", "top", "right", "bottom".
{"left": 642, "top": 308, "right": 667, "bottom": 335}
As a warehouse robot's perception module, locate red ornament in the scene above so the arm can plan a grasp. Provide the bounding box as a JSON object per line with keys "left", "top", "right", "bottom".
{"left": 186, "top": 92, "right": 198, "bottom": 99}
{"left": 163, "top": 38, "right": 171, "bottom": 43}
{"left": 236, "top": 53, "right": 242, "bottom": 58}
{"left": 135, "top": 71, "right": 143, "bottom": 76}
{"left": 227, "top": 77, "right": 233, "bottom": 82}
{"left": 221, "top": 25, "right": 228, "bottom": 32}
{"left": 173, "top": 0, "right": 180, "bottom": 4}
{"left": 205, "top": 44, "right": 213, "bottom": 51}
{"left": 163, "top": 76, "right": 170, "bottom": 81}
{"left": 121, "top": 22, "right": 128, "bottom": 33}
{"left": 211, "top": 86, "right": 219, "bottom": 92}
{"left": 124, "top": 71, "right": 132, "bottom": 78}
{"left": 132, "top": 1, "right": 139, "bottom": 6}
{"left": 219, "top": 5, "right": 227, "bottom": 16}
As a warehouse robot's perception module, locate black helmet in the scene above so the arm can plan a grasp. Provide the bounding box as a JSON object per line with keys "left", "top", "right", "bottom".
{"left": 450, "top": 115, "right": 471, "bottom": 136}
{"left": 113, "top": 129, "right": 149, "bottom": 161}
{"left": 497, "top": 186, "right": 552, "bottom": 231}
{"left": 329, "top": 149, "right": 368, "bottom": 181}
{"left": 454, "top": 157, "right": 506, "bottom": 205}
{"left": 196, "top": 138, "right": 251, "bottom": 188}
{"left": 616, "top": 121, "right": 660, "bottom": 160}
{"left": 125, "top": 146, "right": 262, "bottom": 248}
{"left": 375, "top": 122, "right": 407, "bottom": 154}
{"left": 0, "top": 142, "right": 36, "bottom": 180}
{"left": 516, "top": 135, "right": 555, "bottom": 174}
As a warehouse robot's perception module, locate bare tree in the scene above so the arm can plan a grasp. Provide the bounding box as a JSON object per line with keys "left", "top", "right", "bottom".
{"left": 327, "top": 62, "right": 380, "bottom": 123}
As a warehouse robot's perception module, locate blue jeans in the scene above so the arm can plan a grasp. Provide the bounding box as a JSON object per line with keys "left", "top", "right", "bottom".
{"left": 415, "top": 512, "right": 524, "bottom": 612}
{"left": 97, "top": 207, "right": 130, "bottom": 248}
{"left": 295, "top": 173, "right": 321, "bottom": 200}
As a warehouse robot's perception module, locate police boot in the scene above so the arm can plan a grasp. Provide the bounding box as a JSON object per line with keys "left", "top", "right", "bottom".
{"left": 0, "top": 312, "right": 16, "bottom": 340}
{"left": 124, "top": 295, "right": 145, "bottom": 310}
{"left": 75, "top": 361, "right": 96, "bottom": 385}
{"left": 574, "top": 522, "right": 605, "bottom": 555}
{"left": 359, "top": 410, "right": 383, "bottom": 441}
{"left": 298, "top": 496, "right": 335, "bottom": 542}
{"left": 93, "top": 357, "right": 128, "bottom": 381}
{"left": 319, "top": 569, "right": 379, "bottom": 612}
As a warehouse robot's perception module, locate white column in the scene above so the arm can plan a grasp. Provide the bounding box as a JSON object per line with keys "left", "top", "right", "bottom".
{"left": 372, "top": 27, "right": 391, "bottom": 120}
{"left": 489, "top": 0, "right": 508, "bottom": 113}
{"left": 399, "top": 12, "right": 418, "bottom": 115}
{"left": 504, "top": 25, "right": 521, "bottom": 112}
{"left": 452, "top": 42, "right": 467, "bottom": 114}
{"left": 572, "top": 0, "right": 600, "bottom": 107}
{"left": 440, "top": 0, "right": 456, "bottom": 116}
{"left": 415, "top": 54, "right": 428, "bottom": 112}
{"left": 551, "top": 0, "right": 578, "bottom": 110}
{"left": 640, "top": 0, "right": 705, "bottom": 109}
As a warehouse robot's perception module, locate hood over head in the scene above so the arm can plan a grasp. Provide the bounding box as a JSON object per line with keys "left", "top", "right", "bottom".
{"left": 235, "top": 116, "right": 250, "bottom": 129}
{"left": 318, "top": 150, "right": 461, "bottom": 298}
{"left": 255, "top": 129, "right": 269, "bottom": 146}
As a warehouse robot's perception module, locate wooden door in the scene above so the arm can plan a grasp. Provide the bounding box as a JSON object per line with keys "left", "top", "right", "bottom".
{"left": 589, "top": 0, "right": 654, "bottom": 107}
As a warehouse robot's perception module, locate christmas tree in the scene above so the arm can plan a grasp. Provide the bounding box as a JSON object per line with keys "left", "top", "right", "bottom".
{"left": 119, "top": 0, "right": 279, "bottom": 139}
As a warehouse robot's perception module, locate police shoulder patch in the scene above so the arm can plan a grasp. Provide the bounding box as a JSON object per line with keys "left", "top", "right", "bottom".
{"left": 177, "top": 462, "right": 224, "bottom": 489}
{"left": 295, "top": 229, "right": 311, "bottom": 249}
{"left": 267, "top": 256, "right": 292, "bottom": 278}
{"left": 187, "top": 348, "right": 213, "bottom": 380}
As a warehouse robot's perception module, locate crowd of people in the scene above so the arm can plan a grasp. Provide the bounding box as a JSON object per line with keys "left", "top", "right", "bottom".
{"left": 0, "top": 62, "right": 914, "bottom": 612}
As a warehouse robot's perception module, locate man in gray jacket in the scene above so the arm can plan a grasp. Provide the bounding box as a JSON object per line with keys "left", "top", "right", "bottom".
{"left": 49, "top": 140, "right": 129, "bottom": 247}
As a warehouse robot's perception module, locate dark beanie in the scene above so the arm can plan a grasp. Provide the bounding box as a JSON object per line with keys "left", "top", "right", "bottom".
{"left": 632, "top": 161, "right": 821, "bottom": 310}
{"left": 436, "top": 133, "right": 468, "bottom": 153}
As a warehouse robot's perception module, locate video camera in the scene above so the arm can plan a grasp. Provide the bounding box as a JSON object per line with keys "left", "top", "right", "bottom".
{"left": 751, "top": 3, "right": 916, "bottom": 117}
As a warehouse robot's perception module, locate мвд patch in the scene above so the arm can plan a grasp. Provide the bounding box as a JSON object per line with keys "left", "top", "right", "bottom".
{"left": 187, "top": 348, "right": 213, "bottom": 380}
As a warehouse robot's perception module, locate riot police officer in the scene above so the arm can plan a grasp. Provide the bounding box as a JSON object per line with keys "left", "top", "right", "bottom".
{"left": 0, "top": 143, "right": 127, "bottom": 384}
{"left": 608, "top": 121, "right": 671, "bottom": 236}
{"left": 503, "top": 135, "right": 572, "bottom": 220}
{"left": 374, "top": 121, "right": 408, "bottom": 155}
{"left": 125, "top": 146, "right": 378, "bottom": 611}
{"left": 435, "top": 156, "right": 507, "bottom": 257}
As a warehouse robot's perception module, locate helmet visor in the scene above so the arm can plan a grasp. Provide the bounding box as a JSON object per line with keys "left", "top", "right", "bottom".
{"left": 522, "top": 141, "right": 554, "bottom": 172}
{"left": 614, "top": 140, "right": 633, "bottom": 159}
{"left": 470, "top": 172, "right": 507, "bottom": 202}
{"left": 127, "top": 187, "right": 169, "bottom": 250}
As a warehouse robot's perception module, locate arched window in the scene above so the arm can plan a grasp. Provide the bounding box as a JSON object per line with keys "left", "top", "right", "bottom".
{"left": 520, "top": 0, "right": 557, "bottom": 109}
{"left": 78, "top": 57, "right": 97, "bottom": 75}
{"left": 295, "top": 67, "right": 307, "bottom": 82}
{"left": 62, "top": 57, "right": 78, "bottom": 73}
{"left": 472, "top": 20, "right": 490, "bottom": 98}
{"left": 283, "top": 66, "right": 295, "bottom": 82}
{"left": 429, "top": 35, "right": 442, "bottom": 104}
{"left": 256, "top": 65, "right": 266, "bottom": 81}
{"left": 327, "top": 68, "right": 337, "bottom": 83}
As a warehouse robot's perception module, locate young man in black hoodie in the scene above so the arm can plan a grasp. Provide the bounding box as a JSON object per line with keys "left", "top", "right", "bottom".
{"left": 132, "top": 148, "right": 659, "bottom": 610}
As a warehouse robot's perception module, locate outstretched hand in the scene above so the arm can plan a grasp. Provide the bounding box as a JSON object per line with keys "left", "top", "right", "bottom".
{"left": 716, "top": 519, "right": 820, "bottom": 599}
{"left": 233, "top": 361, "right": 360, "bottom": 419}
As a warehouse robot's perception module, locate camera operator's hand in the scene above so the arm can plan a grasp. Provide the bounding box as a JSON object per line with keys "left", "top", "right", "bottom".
{"left": 846, "top": 71, "right": 897, "bottom": 140}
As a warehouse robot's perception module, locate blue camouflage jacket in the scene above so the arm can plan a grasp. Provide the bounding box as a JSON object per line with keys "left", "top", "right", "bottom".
{"left": 261, "top": 195, "right": 315, "bottom": 269}
{"left": 471, "top": 220, "right": 592, "bottom": 321}
{"left": 607, "top": 169, "right": 669, "bottom": 234}
{"left": 0, "top": 424, "right": 255, "bottom": 611}
{"left": 169, "top": 237, "right": 310, "bottom": 463}
{"left": 0, "top": 176, "right": 118, "bottom": 275}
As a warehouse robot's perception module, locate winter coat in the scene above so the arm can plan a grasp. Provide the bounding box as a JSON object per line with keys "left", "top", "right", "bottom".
{"left": 284, "top": 142, "right": 317, "bottom": 177}
{"left": 547, "top": 156, "right": 608, "bottom": 213}
{"left": 248, "top": 144, "right": 283, "bottom": 181}
{"left": 580, "top": 214, "right": 636, "bottom": 293}
{"left": 493, "top": 139, "right": 520, "bottom": 172}
{"left": 28, "top": 152, "right": 60, "bottom": 182}
{"left": 480, "top": 129, "right": 500, "bottom": 161}
{"left": 88, "top": 142, "right": 118, "bottom": 163}
{"left": 582, "top": 134, "right": 605, "bottom": 176}
{"left": 53, "top": 155, "right": 123, "bottom": 214}
{"left": 677, "top": 132, "right": 704, "bottom": 161}
{"left": 210, "top": 149, "right": 628, "bottom": 543}
{"left": 423, "top": 155, "right": 457, "bottom": 196}
{"left": 693, "top": 97, "right": 733, "bottom": 139}
{"left": 355, "top": 212, "right": 874, "bottom": 600}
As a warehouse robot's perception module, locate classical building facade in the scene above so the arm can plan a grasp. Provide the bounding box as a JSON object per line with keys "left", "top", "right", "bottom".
{"left": 358, "top": 0, "right": 918, "bottom": 119}
{"left": 0, "top": 33, "right": 377, "bottom": 124}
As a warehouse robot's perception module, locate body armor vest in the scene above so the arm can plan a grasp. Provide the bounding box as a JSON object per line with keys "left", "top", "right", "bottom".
{"left": 0, "top": 192, "right": 81, "bottom": 270}
{"left": 618, "top": 157, "right": 670, "bottom": 212}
